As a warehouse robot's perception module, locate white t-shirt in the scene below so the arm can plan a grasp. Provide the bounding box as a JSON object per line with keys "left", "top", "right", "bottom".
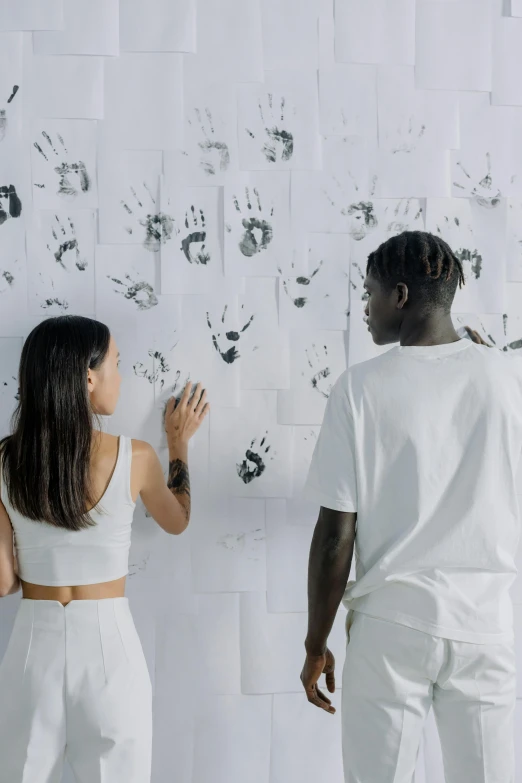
{"left": 305, "top": 339, "right": 522, "bottom": 643}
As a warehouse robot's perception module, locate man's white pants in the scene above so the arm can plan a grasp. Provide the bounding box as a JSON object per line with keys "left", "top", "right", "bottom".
{"left": 342, "top": 611, "right": 516, "bottom": 783}
{"left": 0, "top": 597, "right": 152, "bottom": 782}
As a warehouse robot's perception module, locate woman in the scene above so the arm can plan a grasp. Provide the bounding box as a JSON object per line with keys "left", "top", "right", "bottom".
{"left": 0, "top": 315, "right": 208, "bottom": 783}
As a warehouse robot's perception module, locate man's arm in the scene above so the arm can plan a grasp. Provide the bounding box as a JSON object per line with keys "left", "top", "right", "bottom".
{"left": 305, "top": 506, "right": 357, "bottom": 656}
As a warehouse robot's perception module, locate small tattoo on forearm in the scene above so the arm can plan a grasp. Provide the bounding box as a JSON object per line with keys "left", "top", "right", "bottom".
{"left": 167, "top": 459, "right": 191, "bottom": 518}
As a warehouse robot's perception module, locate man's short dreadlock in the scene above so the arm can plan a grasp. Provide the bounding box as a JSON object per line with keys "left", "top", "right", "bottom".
{"left": 366, "top": 231, "right": 466, "bottom": 312}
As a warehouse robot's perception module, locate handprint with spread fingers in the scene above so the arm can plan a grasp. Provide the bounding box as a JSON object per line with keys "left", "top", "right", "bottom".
{"left": 180, "top": 205, "right": 210, "bottom": 265}
{"left": 206, "top": 305, "right": 255, "bottom": 364}
{"left": 33, "top": 130, "right": 92, "bottom": 199}
{"left": 233, "top": 186, "right": 274, "bottom": 258}
{"left": 189, "top": 106, "right": 231, "bottom": 176}
{"left": 245, "top": 93, "right": 294, "bottom": 163}
{"left": 236, "top": 431, "right": 275, "bottom": 484}
{"left": 121, "top": 183, "right": 175, "bottom": 252}
{"left": 304, "top": 343, "right": 332, "bottom": 399}
{"left": 46, "top": 214, "right": 87, "bottom": 271}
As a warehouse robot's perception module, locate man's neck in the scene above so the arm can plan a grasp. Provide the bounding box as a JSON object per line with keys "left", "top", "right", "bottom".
{"left": 399, "top": 315, "right": 461, "bottom": 347}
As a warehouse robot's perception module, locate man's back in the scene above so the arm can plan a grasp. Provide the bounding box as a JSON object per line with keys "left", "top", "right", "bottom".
{"left": 306, "top": 338, "right": 522, "bottom": 642}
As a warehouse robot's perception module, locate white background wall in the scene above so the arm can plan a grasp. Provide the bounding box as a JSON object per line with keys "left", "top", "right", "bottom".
{"left": 1, "top": 0, "right": 522, "bottom": 781}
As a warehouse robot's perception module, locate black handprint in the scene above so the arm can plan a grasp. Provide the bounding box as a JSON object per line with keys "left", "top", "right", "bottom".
{"left": 207, "top": 305, "right": 255, "bottom": 364}
{"left": 34, "top": 131, "right": 91, "bottom": 198}
{"left": 180, "top": 205, "right": 210, "bottom": 265}
{"left": 0, "top": 85, "right": 19, "bottom": 142}
{"left": 190, "top": 107, "right": 230, "bottom": 176}
{"left": 279, "top": 260, "right": 324, "bottom": 309}
{"left": 134, "top": 349, "right": 171, "bottom": 388}
{"left": 246, "top": 94, "right": 294, "bottom": 163}
{"left": 233, "top": 187, "right": 274, "bottom": 257}
{"left": 46, "top": 214, "right": 87, "bottom": 270}
{"left": 341, "top": 201, "right": 378, "bottom": 240}
{"left": 236, "top": 432, "right": 274, "bottom": 484}
{"left": 107, "top": 273, "right": 159, "bottom": 311}
{"left": 305, "top": 344, "right": 332, "bottom": 398}
{"left": 121, "top": 183, "right": 175, "bottom": 252}
{"left": 0, "top": 185, "right": 22, "bottom": 225}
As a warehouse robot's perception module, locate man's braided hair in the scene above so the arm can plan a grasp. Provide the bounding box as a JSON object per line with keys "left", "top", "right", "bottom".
{"left": 366, "top": 231, "right": 466, "bottom": 312}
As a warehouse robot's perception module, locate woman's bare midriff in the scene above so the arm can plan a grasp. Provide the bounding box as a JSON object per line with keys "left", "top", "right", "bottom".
{"left": 21, "top": 575, "right": 127, "bottom": 606}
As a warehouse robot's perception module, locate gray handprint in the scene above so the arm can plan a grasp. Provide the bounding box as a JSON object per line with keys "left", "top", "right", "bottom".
{"left": 246, "top": 93, "right": 294, "bottom": 163}
{"left": 0, "top": 185, "right": 22, "bottom": 225}
{"left": 189, "top": 106, "right": 230, "bottom": 176}
{"left": 46, "top": 215, "right": 87, "bottom": 271}
{"left": 304, "top": 343, "right": 332, "bottom": 398}
{"left": 0, "top": 85, "right": 19, "bottom": 142}
{"left": 107, "top": 273, "right": 158, "bottom": 311}
{"left": 121, "top": 183, "right": 175, "bottom": 252}
{"left": 453, "top": 153, "right": 501, "bottom": 209}
{"left": 33, "top": 131, "right": 91, "bottom": 198}
{"left": 207, "top": 305, "right": 255, "bottom": 364}
{"left": 279, "top": 260, "right": 324, "bottom": 309}
{"left": 180, "top": 205, "right": 210, "bottom": 265}
{"left": 233, "top": 187, "right": 274, "bottom": 257}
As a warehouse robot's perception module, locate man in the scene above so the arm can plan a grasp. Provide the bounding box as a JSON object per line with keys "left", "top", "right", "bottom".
{"left": 301, "top": 230, "right": 522, "bottom": 782}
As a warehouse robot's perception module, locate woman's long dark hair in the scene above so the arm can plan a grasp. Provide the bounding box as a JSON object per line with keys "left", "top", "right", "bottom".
{"left": 0, "top": 315, "right": 112, "bottom": 531}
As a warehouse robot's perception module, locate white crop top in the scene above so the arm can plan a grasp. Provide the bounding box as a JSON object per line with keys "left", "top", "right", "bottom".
{"left": 0, "top": 435, "right": 136, "bottom": 587}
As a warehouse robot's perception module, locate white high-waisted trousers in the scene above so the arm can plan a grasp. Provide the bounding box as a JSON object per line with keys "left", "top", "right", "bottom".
{"left": 0, "top": 597, "right": 152, "bottom": 783}
{"left": 342, "top": 611, "right": 517, "bottom": 783}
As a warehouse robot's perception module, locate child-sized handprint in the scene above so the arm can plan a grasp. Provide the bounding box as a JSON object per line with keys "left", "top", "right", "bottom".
{"left": 207, "top": 305, "right": 255, "bottom": 364}
{"left": 304, "top": 343, "right": 332, "bottom": 399}
{"left": 180, "top": 205, "right": 210, "bottom": 265}
{"left": 236, "top": 431, "right": 275, "bottom": 484}
{"left": 46, "top": 214, "right": 87, "bottom": 271}
{"left": 279, "top": 260, "right": 324, "bottom": 309}
{"left": 391, "top": 115, "right": 426, "bottom": 154}
{"left": 0, "top": 185, "right": 22, "bottom": 225}
{"left": 106, "top": 273, "right": 158, "bottom": 311}
{"left": 453, "top": 153, "right": 501, "bottom": 209}
{"left": 233, "top": 187, "right": 274, "bottom": 258}
{"left": 33, "top": 131, "right": 92, "bottom": 198}
{"left": 121, "top": 183, "right": 175, "bottom": 253}
{"left": 0, "top": 85, "right": 19, "bottom": 142}
{"left": 188, "top": 106, "right": 231, "bottom": 176}
{"left": 245, "top": 93, "right": 294, "bottom": 163}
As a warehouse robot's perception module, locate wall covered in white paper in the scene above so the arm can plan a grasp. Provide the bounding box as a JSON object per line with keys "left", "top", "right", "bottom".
{"left": 1, "top": 1, "right": 522, "bottom": 781}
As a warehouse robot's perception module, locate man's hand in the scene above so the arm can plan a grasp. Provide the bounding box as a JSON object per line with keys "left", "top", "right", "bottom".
{"left": 300, "top": 648, "right": 336, "bottom": 715}
{"left": 464, "top": 326, "right": 492, "bottom": 347}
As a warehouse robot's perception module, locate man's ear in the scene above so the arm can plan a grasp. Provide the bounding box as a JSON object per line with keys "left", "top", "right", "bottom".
{"left": 395, "top": 282, "right": 409, "bottom": 310}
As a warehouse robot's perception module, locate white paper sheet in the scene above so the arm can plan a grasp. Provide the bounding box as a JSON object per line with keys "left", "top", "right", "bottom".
{"left": 239, "top": 277, "right": 290, "bottom": 390}
{"left": 0, "top": 0, "right": 63, "bottom": 30}
{"left": 33, "top": 0, "right": 119, "bottom": 55}
{"left": 192, "top": 695, "right": 272, "bottom": 783}
{"left": 415, "top": 1, "right": 492, "bottom": 91}
{"left": 184, "top": 0, "right": 264, "bottom": 84}
{"left": 348, "top": 300, "right": 393, "bottom": 368}
{"left": 318, "top": 0, "right": 335, "bottom": 70}
{"left": 0, "top": 337, "right": 23, "bottom": 438}
{"left": 120, "top": 0, "right": 195, "bottom": 52}
{"left": 31, "top": 119, "right": 98, "bottom": 209}
{"left": 224, "top": 172, "right": 291, "bottom": 276}
{"left": 102, "top": 53, "right": 183, "bottom": 150}
{"left": 378, "top": 65, "right": 459, "bottom": 152}
{"left": 28, "top": 54, "right": 104, "bottom": 119}
{"left": 0, "top": 220, "right": 28, "bottom": 336}
{"left": 373, "top": 149, "right": 450, "bottom": 198}
{"left": 160, "top": 178, "right": 224, "bottom": 294}
{"left": 335, "top": 0, "right": 416, "bottom": 66}
{"left": 26, "top": 209, "right": 95, "bottom": 315}
{"left": 277, "top": 330, "right": 347, "bottom": 424}
{"left": 512, "top": 0, "right": 522, "bottom": 15}
{"left": 192, "top": 594, "right": 241, "bottom": 696}
{"left": 492, "top": 18, "right": 522, "bottom": 106}
{"left": 173, "top": 78, "right": 240, "bottom": 186}
{"left": 506, "top": 200, "right": 522, "bottom": 281}
{"left": 189, "top": 497, "right": 266, "bottom": 593}
{"left": 209, "top": 391, "right": 294, "bottom": 497}
{"left": 98, "top": 148, "right": 163, "bottom": 248}
{"left": 262, "top": 0, "right": 319, "bottom": 70}
{"left": 151, "top": 291, "right": 242, "bottom": 410}
{"left": 265, "top": 499, "right": 314, "bottom": 613}
{"left": 237, "top": 70, "right": 321, "bottom": 171}
{"left": 0, "top": 33, "right": 22, "bottom": 147}
{"left": 319, "top": 64, "right": 378, "bottom": 140}
{"left": 271, "top": 693, "right": 344, "bottom": 783}
{"left": 426, "top": 198, "right": 506, "bottom": 314}
{"left": 279, "top": 233, "right": 350, "bottom": 331}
